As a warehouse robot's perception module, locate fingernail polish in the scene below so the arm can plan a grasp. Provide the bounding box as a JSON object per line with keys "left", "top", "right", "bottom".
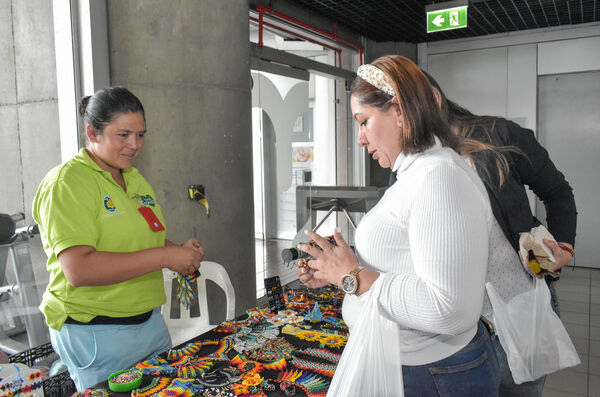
{"left": 335, "top": 227, "right": 341, "bottom": 233}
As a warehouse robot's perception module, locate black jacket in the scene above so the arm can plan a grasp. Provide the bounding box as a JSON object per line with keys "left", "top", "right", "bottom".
{"left": 467, "top": 118, "right": 576, "bottom": 251}
{"left": 389, "top": 118, "right": 577, "bottom": 252}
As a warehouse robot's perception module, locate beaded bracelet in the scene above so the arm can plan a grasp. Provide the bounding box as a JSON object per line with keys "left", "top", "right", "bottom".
{"left": 559, "top": 244, "right": 575, "bottom": 257}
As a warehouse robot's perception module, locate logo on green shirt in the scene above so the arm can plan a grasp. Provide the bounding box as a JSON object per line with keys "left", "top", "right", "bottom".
{"left": 139, "top": 194, "right": 156, "bottom": 207}
{"left": 103, "top": 195, "right": 116, "bottom": 212}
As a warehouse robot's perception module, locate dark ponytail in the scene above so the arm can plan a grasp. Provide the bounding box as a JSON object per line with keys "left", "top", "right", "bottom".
{"left": 78, "top": 96, "right": 91, "bottom": 118}
{"left": 78, "top": 86, "right": 145, "bottom": 133}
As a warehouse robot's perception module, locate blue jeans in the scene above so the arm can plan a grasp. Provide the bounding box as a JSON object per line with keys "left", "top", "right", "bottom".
{"left": 547, "top": 280, "right": 560, "bottom": 317}
{"left": 49, "top": 308, "right": 171, "bottom": 391}
{"left": 402, "top": 322, "right": 500, "bottom": 397}
{"left": 492, "top": 334, "right": 545, "bottom": 397}
{"left": 489, "top": 280, "right": 558, "bottom": 397}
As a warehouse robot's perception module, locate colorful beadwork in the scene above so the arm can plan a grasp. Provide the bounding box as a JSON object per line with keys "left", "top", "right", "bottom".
{"left": 304, "top": 302, "right": 323, "bottom": 322}
{"left": 297, "top": 236, "right": 336, "bottom": 270}
{"left": 176, "top": 270, "right": 201, "bottom": 309}
{"left": 167, "top": 341, "right": 204, "bottom": 360}
{"left": 289, "top": 357, "right": 336, "bottom": 378}
{"left": 131, "top": 377, "right": 203, "bottom": 397}
{"left": 301, "top": 348, "right": 341, "bottom": 363}
{"left": 248, "top": 337, "right": 296, "bottom": 361}
{"left": 230, "top": 355, "right": 265, "bottom": 375}
{"left": 111, "top": 369, "right": 142, "bottom": 384}
{"left": 295, "top": 330, "right": 322, "bottom": 342}
{"left": 72, "top": 389, "right": 109, "bottom": 397}
{"left": 289, "top": 348, "right": 341, "bottom": 378}
{"left": 318, "top": 333, "right": 347, "bottom": 349}
{"left": 274, "top": 370, "right": 330, "bottom": 397}
{"left": 136, "top": 356, "right": 178, "bottom": 376}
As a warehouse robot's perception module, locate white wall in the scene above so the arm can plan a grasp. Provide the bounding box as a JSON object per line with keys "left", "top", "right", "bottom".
{"left": 420, "top": 23, "right": 600, "bottom": 132}
{"left": 419, "top": 23, "right": 600, "bottom": 266}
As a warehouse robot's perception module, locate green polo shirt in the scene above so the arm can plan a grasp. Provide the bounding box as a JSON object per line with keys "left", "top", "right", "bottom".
{"left": 33, "top": 148, "right": 167, "bottom": 330}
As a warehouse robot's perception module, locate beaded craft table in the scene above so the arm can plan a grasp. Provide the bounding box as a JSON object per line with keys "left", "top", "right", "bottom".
{"left": 83, "top": 285, "right": 347, "bottom": 397}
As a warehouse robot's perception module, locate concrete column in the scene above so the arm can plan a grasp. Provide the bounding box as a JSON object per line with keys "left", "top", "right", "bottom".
{"left": 107, "top": 0, "right": 254, "bottom": 317}
{"left": 0, "top": 0, "right": 60, "bottom": 293}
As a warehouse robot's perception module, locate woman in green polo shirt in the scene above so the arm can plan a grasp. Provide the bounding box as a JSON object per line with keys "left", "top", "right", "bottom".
{"left": 33, "top": 86, "right": 204, "bottom": 391}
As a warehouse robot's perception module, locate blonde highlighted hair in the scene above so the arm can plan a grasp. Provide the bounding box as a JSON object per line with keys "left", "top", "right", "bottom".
{"left": 351, "top": 55, "right": 515, "bottom": 185}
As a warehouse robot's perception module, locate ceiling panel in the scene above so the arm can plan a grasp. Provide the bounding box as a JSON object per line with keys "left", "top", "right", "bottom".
{"left": 290, "top": 0, "right": 600, "bottom": 43}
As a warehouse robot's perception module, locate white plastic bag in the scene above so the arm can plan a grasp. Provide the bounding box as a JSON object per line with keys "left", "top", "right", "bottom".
{"left": 486, "top": 278, "right": 580, "bottom": 384}
{"left": 327, "top": 275, "right": 403, "bottom": 397}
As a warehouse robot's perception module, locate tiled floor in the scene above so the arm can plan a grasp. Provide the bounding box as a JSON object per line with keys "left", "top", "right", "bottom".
{"left": 543, "top": 266, "right": 600, "bottom": 397}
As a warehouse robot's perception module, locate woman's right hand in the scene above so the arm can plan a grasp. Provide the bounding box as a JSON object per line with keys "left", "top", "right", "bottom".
{"left": 166, "top": 245, "right": 203, "bottom": 275}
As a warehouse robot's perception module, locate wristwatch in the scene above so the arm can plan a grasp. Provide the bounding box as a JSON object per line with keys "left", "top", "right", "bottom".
{"left": 341, "top": 266, "right": 364, "bottom": 295}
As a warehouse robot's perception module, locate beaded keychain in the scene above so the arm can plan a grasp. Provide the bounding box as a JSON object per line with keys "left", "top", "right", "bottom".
{"left": 175, "top": 270, "right": 201, "bottom": 309}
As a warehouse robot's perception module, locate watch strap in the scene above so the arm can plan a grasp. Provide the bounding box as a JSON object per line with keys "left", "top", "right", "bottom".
{"left": 350, "top": 266, "right": 364, "bottom": 277}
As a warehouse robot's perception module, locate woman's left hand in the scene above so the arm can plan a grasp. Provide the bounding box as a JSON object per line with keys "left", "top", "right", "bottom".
{"left": 298, "top": 229, "right": 360, "bottom": 286}
{"left": 543, "top": 239, "right": 573, "bottom": 272}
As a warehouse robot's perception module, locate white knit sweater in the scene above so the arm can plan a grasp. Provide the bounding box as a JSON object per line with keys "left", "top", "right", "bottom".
{"left": 342, "top": 141, "right": 493, "bottom": 366}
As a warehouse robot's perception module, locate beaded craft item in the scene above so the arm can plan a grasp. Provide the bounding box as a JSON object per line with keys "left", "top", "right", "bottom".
{"left": 176, "top": 271, "right": 200, "bottom": 309}
{"left": 225, "top": 325, "right": 279, "bottom": 353}
{"left": 71, "top": 389, "right": 109, "bottom": 397}
{"left": 274, "top": 369, "right": 330, "bottom": 397}
{"left": 131, "top": 377, "right": 203, "bottom": 397}
{"left": 135, "top": 356, "right": 178, "bottom": 376}
{"left": 318, "top": 333, "right": 347, "bottom": 349}
{"left": 167, "top": 341, "right": 204, "bottom": 360}
{"left": 169, "top": 355, "right": 214, "bottom": 378}
{"left": 296, "top": 236, "right": 336, "bottom": 271}
{"left": 300, "top": 348, "right": 341, "bottom": 363}
{"left": 248, "top": 337, "right": 296, "bottom": 361}
{"left": 289, "top": 348, "right": 341, "bottom": 378}
{"left": 295, "top": 330, "right": 322, "bottom": 343}
{"left": 110, "top": 369, "right": 142, "bottom": 384}
{"left": 304, "top": 302, "right": 323, "bottom": 322}
{"left": 137, "top": 339, "right": 231, "bottom": 378}
{"left": 198, "top": 385, "right": 236, "bottom": 397}
{"left": 287, "top": 326, "right": 348, "bottom": 348}
{"left": 197, "top": 369, "right": 239, "bottom": 388}
{"left": 0, "top": 363, "right": 43, "bottom": 397}
{"left": 267, "top": 309, "right": 304, "bottom": 326}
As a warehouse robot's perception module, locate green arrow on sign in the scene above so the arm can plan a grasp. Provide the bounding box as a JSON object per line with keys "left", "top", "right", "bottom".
{"left": 427, "top": 6, "right": 468, "bottom": 33}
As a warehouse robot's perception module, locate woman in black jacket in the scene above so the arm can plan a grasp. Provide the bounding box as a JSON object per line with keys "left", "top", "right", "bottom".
{"left": 419, "top": 73, "right": 577, "bottom": 397}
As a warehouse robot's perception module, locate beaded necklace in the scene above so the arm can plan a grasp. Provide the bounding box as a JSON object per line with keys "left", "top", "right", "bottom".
{"left": 131, "top": 377, "right": 203, "bottom": 397}
{"left": 289, "top": 348, "right": 341, "bottom": 378}
{"left": 248, "top": 337, "right": 296, "bottom": 361}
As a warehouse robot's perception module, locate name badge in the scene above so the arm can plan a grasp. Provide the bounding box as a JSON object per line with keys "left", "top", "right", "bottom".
{"left": 138, "top": 206, "right": 165, "bottom": 231}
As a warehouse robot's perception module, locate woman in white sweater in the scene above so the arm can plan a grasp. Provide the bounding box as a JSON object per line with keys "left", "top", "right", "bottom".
{"left": 297, "top": 55, "right": 500, "bottom": 396}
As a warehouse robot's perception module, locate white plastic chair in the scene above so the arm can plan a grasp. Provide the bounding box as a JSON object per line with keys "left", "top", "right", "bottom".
{"left": 161, "top": 261, "right": 236, "bottom": 346}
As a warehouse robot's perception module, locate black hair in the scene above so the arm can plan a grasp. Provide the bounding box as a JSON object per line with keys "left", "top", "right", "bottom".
{"left": 78, "top": 86, "right": 145, "bottom": 133}
{"left": 420, "top": 70, "right": 524, "bottom": 186}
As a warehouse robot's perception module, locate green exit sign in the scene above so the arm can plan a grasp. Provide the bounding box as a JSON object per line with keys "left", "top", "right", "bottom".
{"left": 427, "top": 6, "right": 468, "bottom": 33}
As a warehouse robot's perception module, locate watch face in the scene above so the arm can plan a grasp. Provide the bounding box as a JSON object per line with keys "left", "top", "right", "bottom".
{"left": 342, "top": 275, "right": 357, "bottom": 294}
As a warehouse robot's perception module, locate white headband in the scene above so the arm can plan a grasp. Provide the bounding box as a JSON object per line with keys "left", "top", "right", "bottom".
{"left": 356, "top": 64, "right": 395, "bottom": 97}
